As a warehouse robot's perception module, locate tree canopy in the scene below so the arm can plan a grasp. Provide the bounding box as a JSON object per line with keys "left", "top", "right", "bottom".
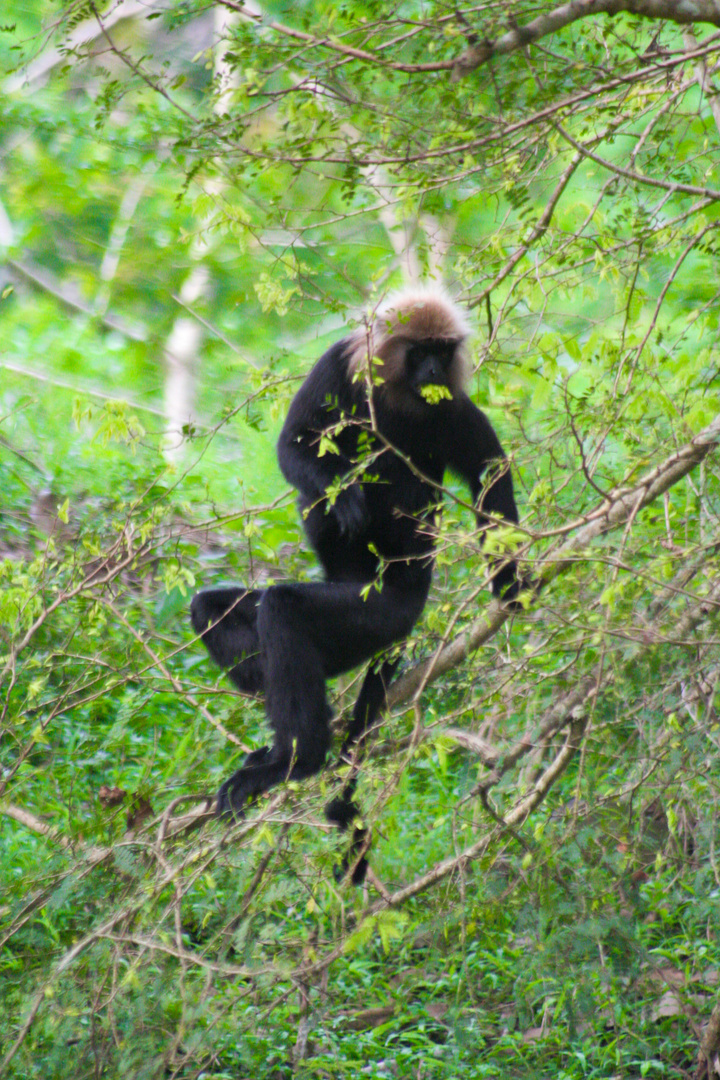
{"left": 1, "top": 2, "right": 720, "bottom": 1077}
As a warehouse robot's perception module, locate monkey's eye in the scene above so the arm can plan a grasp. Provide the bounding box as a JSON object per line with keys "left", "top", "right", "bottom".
{"left": 407, "top": 341, "right": 454, "bottom": 370}
{"left": 405, "top": 344, "right": 427, "bottom": 371}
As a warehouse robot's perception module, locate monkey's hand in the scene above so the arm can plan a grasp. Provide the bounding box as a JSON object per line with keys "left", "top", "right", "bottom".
{"left": 331, "top": 485, "right": 368, "bottom": 537}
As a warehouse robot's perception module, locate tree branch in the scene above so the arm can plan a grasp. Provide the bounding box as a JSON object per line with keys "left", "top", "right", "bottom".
{"left": 555, "top": 122, "right": 720, "bottom": 201}
{"left": 453, "top": 0, "right": 720, "bottom": 78}
{"left": 388, "top": 411, "right": 720, "bottom": 707}
{"left": 215, "top": 0, "right": 455, "bottom": 73}
{"left": 355, "top": 561, "right": 720, "bottom": 912}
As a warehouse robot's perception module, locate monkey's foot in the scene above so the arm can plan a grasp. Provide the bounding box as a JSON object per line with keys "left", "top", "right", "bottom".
{"left": 335, "top": 827, "right": 370, "bottom": 886}
{"left": 326, "top": 793, "right": 370, "bottom": 884}
{"left": 503, "top": 574, "right": 542, "bottom": 612}
{"left": 216, "top": 772, "right": 249, "bottom": 820}
{"left": 216, "top": 745, "right": 272, "bottom": 819}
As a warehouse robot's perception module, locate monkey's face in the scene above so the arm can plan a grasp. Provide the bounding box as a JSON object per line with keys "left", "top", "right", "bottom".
{"left": 404, "top": 339, "right": 460, "bottom": 403}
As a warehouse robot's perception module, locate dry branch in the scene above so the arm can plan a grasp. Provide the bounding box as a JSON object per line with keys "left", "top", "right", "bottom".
{"left": 219, "top": 0, "right": 720, "bottom": 84}
{"left": 454, "top": 0, "right": 720, "bottom": 78}
{"left": 388, "top": 411, "right": 720, "bottom": 707}
{"left": 351, "top": 563, "right": 720, "bottom": 912}
{"left": 359, "top": 717, "right": 587, "bottom": 911}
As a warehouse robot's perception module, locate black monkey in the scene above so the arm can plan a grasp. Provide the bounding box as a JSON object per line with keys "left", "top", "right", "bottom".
{"left": 191, "top": 288, "right": 521, "bottom": 871}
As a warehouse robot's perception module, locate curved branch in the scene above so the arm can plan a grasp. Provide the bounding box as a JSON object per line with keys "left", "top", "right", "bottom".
{"left": 364, "top": 564, "right": 720, "bottom": 911}
{"left": 388, "top": 411, "right": 720, "bottom": 707}
{"left": 216, "top": 0, "right": 454, "bottom": 73}
{"left": 454, "top": 0, "right": 720, "bottom": 78}
{"left": 555, "top": 122, "right": 720, "bottom": 202}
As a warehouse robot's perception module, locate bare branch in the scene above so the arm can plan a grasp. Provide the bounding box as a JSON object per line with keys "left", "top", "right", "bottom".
{"left": 555, "top": 122, "right": 720, "bottom": 201}
{"left": 684, "top": 25, "right": 720, "bottom": 134}
{"left": 358, "top": 718, "right": 586, "bottom": 911}
{"left": 454, "top": 0, "right": 720, "bottom": 78}
{"left": 360, "top": 566, "right": 720, "bottom": 911}
{"left": 7, "top": 260, "right": 147, "bottom": 341}
{"left": 469, "top": 146, "right": 585, "bottom": 309}
{"left": 388, "top": 410, "right": 720, "bottom": 706}
{"left": 4, "top": 0, "right": 161, "bottom": 93}
{"left": 215, "top": 0, "right": 455, "bottom": 73}
{"left": 0, "top": 803, "right": 108, "bottom": 863}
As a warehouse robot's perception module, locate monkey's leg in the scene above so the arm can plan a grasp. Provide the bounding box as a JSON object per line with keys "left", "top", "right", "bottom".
{"left": 270, "top": 578, "right": 425, "bottom": 884}
{"left": 216, "top": 583, "right": 342, "bottom": 817}
{"left": 216, "top": 581, "right": 425, "bottom": 836}
{"left": 190, "top": 586, "right": 265, "bottom": 694}
{"left": 326, "top": 656, "right": 400, "bottom": 884}
{"left": 342, "top": 656, "right": 401, "bottom": 755}
{"left": 216, "top": 633, "right": 332, "bottom": 818}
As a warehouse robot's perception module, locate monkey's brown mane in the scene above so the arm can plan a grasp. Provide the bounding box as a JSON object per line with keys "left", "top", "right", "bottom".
{"left": 346, "top": 287, "right": 471, "bottom": 394}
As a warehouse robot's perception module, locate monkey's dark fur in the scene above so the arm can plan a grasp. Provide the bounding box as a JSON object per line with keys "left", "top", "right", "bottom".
{"left": 191, "top": 288, "right": 521, "bottom": 880}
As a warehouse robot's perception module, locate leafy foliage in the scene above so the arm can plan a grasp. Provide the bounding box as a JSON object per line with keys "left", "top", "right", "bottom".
{"left": 2, "top": 1, "right": 720, "bottom": 1077}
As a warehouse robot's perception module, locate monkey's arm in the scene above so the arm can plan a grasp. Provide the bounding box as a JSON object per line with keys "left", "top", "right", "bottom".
{"left": 446, "top": 394, "right": 520, "bottom": 598}
{"left": 277, "top": 342, "right": 368, "bottom": 535}
{"left": 447, "top": 394, "right": 518, "bottom": 524}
